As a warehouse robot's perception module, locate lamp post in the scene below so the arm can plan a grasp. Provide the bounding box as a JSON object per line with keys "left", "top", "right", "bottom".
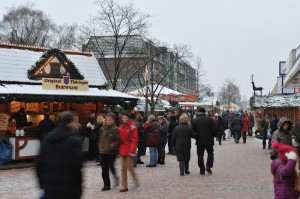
{"left": 145, "top": 66, "right": 149, "bottom": 118}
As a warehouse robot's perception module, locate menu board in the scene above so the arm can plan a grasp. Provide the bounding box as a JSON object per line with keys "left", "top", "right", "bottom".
{"left": 0, "top": 114, "right": 8, "bottom": 131}
{"left": 26, "top": 103, "right": 39, "bottom": 112}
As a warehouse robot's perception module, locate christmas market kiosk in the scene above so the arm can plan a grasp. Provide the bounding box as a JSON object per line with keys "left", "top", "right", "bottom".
{"left": 0, "top": 43, "right": 138, "bottom": 160}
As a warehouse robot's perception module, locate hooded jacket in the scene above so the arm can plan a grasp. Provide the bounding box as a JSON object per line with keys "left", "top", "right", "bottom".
{"left": 36, "top": 125, "right": 82, "bottom": 199}
{"left": 272, "top": 117, "right": 293, "bottom": 146}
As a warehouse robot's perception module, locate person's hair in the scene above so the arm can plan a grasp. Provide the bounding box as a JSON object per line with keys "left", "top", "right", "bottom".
{"left": 97, "top": 113, "right": 105, "bottom": 117}
{"left": 120, "top": 112, "right": 130, "bottom": 118}
{"left": 148, "top": 115, "right": 155, "bottom": 121}
{"left": 273, "top": 114, "right": 277, "bottom": 118}
{"left": 179, "top": 114, "right": 189, "bottom": 124}
{"left": 243, "top": 113, "right": 247, "bottom": 117}
{"left": 199, "top": 107, "right": 206, "bottom": 113}
{"left": 105, "top": 113, "right": 116, "bottom": 120}
{"left": 58, "top": 111, "right": 75, "bottom": 126}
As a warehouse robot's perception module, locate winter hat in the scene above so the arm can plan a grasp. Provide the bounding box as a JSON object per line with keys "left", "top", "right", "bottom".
{"left": 272, "top": 141, "right": 298, "bottom": 162}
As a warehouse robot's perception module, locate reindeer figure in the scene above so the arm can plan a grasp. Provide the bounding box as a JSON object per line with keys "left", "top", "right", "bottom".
{"left": 251, "top": 75, "right": 263, "bottom": 96}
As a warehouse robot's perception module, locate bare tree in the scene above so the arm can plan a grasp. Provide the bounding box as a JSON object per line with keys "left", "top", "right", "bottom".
{"left": 81, "top": 0, "right": 151, "bottom": 91}
{"left": 133, "top": 43, "right": 192, "bottom": 114}
{"left": 218, "top": 79, "right": 241, "bottom": 106}
{"left": 193, "top": 55, "right": 207, "bottom": 97}
{"left": 0, "top": 3, "right": 55, "bottom": 46}
{"left": 53, "top": 24, "right": 78, "bottom": 49}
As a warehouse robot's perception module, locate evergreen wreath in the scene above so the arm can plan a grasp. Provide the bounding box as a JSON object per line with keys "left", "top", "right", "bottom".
{"left": 27, "top": 48, "right": 84, "bottom": 79}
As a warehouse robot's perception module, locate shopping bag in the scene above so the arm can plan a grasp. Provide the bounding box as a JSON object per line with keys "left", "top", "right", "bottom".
{"left": 267, "top": 129, "right": 272, "bottom": 139}
{"left": 0, "top": 138, "right": 12, "bottom": 165}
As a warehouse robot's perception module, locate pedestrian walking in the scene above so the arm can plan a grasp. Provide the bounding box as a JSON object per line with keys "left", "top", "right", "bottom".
{"left": 157, "top": 116, "right": 168, "bottom": 165}
{"left": 99, "top": 113, "right": 120, "bottom": 191}
{"left": 119, "top": 113, "right": 139, "bottom": 192}
{"left": 270, "top": 114, "right": 279, "bottom": 148}
{"left": 36, "top": 111, "right": 82, "bottom": 199}
{"left": 87, "top": 110, "right": 97, "bottom": 160}
{"left": 192, "top": 108, "right": 217, "bottom": 175}
{"left": 261, "top": 113, "right": 271, "bottom": 149}
{"left": 231, "top": 114, "right": 243, "bottom": 144}
{"left": 143, "top": 115, "right": 161, "bottom": 167}
{"left": 93, "top": 114, "right": 104, "bottom": 165}
{"left": 270, "top": 117, "right": 293, "bottom": 160}
{"left": 172, "top": 114, "right": 193, "bottom": 176}
{"left": 131, "top": 114, "right": 145, "bottom": 165}
{"left": 248, "top": 111, "right": 255, "bottom": 136}
{"left": 271, "top": 141, "right": 300, "bottom": 199}
{"left": 167, "top": 116, "right": 178, "bottom": 155}
{"left": 216, "top": 116, "right": 225, "bottom": 145}
{"left": 241, "top": 113, "right": 250, "bottom": 143}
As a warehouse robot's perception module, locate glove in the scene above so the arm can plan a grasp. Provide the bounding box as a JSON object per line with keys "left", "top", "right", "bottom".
{"left": 285, "top": 152, "right": 297, "bottom": 160}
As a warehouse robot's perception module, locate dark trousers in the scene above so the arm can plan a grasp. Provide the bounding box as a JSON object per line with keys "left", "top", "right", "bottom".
{"left": 222, "top": 133, "right": 226, "bottom": 141}
{"left": 101, "top": 154, "right": 117, "bottom": 188}
{"left": 136, "top": 145, "right": 143, "bottom": 161}
{"left": 168, "top": 135, "right": 173, "bottom": 153}
{"left": 217, "top": 134, "right": 222, "bottom": 145}
{"left": 234, "top": 131, "right": 241, "bottom": 143}
{"left": 179, "top": 161, "right": 190, "bottom": 174}
{"left": 197, "top": 145, "right": 214, "bottom": 171}
{"left": 262, "top": 136, "right": 270, "bottom": 149}
{"left": 89, "top": 138, "right": 99, "bottom": 160}
{"left": 157, "top": 143, "right": 166, "bottom": 163}
{"left": 242, "top": 132, "right": 247, "bottom": 143}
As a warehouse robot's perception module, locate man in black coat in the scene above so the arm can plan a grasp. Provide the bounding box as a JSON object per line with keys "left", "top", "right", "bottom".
{"left": 192, "top": 108, "right": 217, "bottom": 175}
{"left": 38, "top": 109, "right": 56, "bottom": 141}
{"left": 36, "top": 111, "right": 82, "bottom": 199}
{"left": 231, "top": 114, "right": 243, "bottom": 144}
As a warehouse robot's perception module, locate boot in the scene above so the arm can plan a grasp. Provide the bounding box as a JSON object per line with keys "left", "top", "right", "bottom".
{"left": 160, "top": 157, "right": 165, "bottom": 165}
{"left": 157, "top": 157, "right": 162, "bottom": 164}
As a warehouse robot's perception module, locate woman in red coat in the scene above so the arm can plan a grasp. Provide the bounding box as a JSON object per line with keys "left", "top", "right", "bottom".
{"left": 242, "top": 113, "right": 250, "bottom": 144}
{"left": 119, "top": 113, "right": 139, "bottom": 192}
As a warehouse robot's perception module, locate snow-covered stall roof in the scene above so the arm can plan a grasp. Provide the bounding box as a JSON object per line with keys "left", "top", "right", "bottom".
{"left": 128, "top": 84, "right": 182, "bottom": 96}
{"left": 0, "top": 45, "right": 107, "bottom": 86}
{"left": 253, "top": 95, "right": 300, "bottom": 108}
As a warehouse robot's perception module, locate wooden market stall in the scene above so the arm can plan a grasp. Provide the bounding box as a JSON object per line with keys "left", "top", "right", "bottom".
{"left": 253, "top": 95, "right": 300, "bottom": 126}
{"left": 0, "top": 43, "right": 137, "bottom": 160}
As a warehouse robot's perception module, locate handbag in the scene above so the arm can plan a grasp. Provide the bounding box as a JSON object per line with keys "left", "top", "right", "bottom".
{"left": 267, "top": 129, "right": 272, "bottom": 139}
{"left": 0, "top": 138, "right": 12, "bottom": 165}
{"left": 146, "top": 130, "right": 160, "bottom": 147}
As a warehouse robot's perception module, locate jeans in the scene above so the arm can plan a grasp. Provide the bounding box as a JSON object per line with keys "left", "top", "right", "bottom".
{"left": 234, "top": 131, "right": 241, "bottom": 143}
{"left": 197, "top": 145, "right": 214, "bottom": 172}
{"left": 149, "top": 147, "right": 158, "bottom": 166}
{"left": 242, "top": 132, "right": 247, "bottom": 143}
{"left": 101, "top": 154, "right": 117, "bottom": 188}
{"left": 120, "top": 156, "right": 138, "bottom": 189}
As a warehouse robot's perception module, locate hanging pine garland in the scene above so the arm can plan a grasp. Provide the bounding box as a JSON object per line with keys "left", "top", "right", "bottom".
{"left": 0, "top": 94, "right": 137, "bottom": 110}
{"left": 27, "top": 48, "right": 84, "bottom": 79}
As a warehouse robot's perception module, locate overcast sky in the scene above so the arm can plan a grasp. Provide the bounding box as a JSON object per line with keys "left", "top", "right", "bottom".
{"left": 1, "top": 0, "right": 300, "bottom": 99}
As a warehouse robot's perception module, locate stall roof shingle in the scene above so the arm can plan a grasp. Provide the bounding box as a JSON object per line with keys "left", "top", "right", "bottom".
{"left": 253, "top": 95, "right": 300, "bottom": 108}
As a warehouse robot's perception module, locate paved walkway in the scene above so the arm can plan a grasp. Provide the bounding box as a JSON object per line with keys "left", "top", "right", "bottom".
{"left": 0, "top": 137, "right": 274, "bottom": 199}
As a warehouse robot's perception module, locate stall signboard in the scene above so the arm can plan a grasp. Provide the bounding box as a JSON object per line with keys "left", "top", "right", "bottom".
{"left": 26, "top": 103, "right": 39, "bottom": 112}
{"left": 10, "top": 101, "right": 21, "bottom": 113}
{"left": 0, "top": 114, "right": 8, "bottom": 131}
{"left": 42, "top": 77, "right": 89, "bottom": 91}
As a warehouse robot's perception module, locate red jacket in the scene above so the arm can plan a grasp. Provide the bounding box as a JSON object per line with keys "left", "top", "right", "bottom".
{"left": 119, "top": 121, "right": 138, "bottom": 156}
{"left": 242, "top": 117, "right": 250, "bottom": 133}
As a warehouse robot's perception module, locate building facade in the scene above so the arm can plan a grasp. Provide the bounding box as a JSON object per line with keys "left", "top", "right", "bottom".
{"left": 83, "top": 35, "right": 197, "bottom": 95}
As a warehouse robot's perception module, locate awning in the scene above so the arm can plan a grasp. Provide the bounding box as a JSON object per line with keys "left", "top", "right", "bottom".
{"left": 0, "top": 84, "right": 138, "bottom": 108}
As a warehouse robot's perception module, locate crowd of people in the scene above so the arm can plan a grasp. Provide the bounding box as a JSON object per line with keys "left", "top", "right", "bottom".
{"left": 35, "top": 107, "right": 300, "bottom": 199}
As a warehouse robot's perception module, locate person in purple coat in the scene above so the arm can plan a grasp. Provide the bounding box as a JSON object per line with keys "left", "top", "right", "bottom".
{"left": 271, "top": 141, "right": 300, "bottom": 199}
